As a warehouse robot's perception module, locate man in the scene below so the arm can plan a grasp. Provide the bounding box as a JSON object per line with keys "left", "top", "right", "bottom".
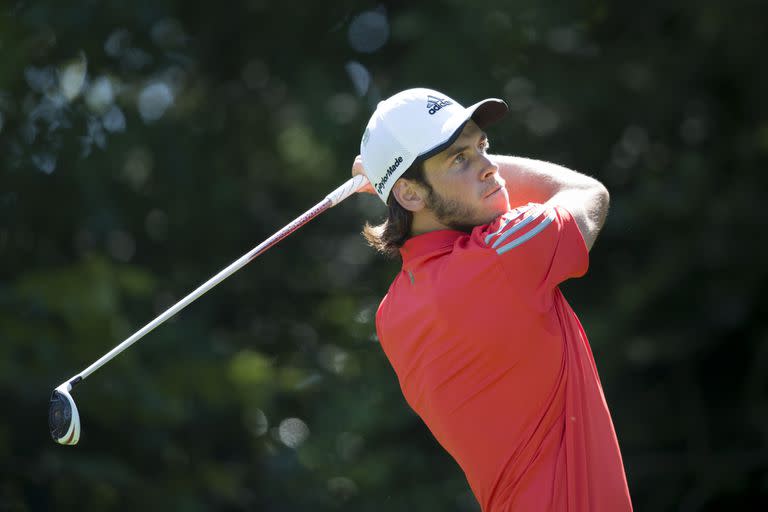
{"left": 352, "top": 88, "right": 632, "bottom": 511}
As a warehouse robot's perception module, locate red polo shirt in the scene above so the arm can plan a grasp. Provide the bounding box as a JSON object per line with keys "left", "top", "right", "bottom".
{"left": 375, "top": 203, "right": 632, "bottom": 511}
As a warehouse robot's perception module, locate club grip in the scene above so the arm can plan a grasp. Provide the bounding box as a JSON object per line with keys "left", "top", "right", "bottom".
{"left": 325, "top": 174, "right": 369, "bottom": 207}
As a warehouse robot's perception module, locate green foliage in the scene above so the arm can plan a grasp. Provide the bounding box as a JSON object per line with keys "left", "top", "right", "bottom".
{"left": 1, "top": 0, "right": 767, "bottom": 510}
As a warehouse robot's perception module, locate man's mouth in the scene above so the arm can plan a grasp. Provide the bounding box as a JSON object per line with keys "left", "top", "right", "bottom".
{"left": 484, "top": 185, "right": 502, "bottom": 199}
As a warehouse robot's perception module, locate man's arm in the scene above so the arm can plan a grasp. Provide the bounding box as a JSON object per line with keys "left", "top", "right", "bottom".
{"left": 492, "top": 155, "right": 610, "bottom": 251}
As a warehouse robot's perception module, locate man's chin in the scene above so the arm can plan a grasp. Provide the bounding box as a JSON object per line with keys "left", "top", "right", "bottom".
{"left": 495, "top": 188, "right": 511, "bottom": 212}
{"left": 429, "top": 190, "right": 509, "bottom": 231}
{"left": 487, "top": 200, "right": 511, "bottom": 221}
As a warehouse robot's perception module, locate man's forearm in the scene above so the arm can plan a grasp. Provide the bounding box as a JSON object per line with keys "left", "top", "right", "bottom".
{"left": 492, "top": 155, "right": 602, "bottom": 208}
{"left": 492, "top": 154, "right": 610, "bottom": 250}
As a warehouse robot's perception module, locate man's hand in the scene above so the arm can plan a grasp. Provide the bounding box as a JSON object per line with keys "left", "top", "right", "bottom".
{"left": 351, "top": 155, "right": 377, "bottom": 195}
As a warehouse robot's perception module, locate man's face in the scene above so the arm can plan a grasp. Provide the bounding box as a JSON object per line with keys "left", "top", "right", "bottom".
{"left": 420, "top": 120, "right": 510, "bottom": 231}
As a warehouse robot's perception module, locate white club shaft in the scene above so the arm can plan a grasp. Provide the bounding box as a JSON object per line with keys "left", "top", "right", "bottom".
{"left": 70, "top": 175, "right": 369, "bottom": 383}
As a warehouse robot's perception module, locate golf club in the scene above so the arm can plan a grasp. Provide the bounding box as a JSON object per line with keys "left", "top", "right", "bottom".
{"left": 49, "top": 174, "right": 369, "bottom": 445}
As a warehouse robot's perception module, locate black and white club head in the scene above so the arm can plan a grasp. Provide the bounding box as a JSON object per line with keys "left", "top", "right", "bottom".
{"left": 49, "top": 383, "right": 81, "bottom": 445}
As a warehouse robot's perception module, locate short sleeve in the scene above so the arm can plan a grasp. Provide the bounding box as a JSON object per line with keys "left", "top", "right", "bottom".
{"left": 479, "top": 203, "right": 589, "bottom": 293}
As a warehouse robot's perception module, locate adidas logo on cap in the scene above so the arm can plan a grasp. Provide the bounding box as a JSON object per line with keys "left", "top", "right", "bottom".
{"left": 426, "top": 95, "right": 452, "bottom": 115}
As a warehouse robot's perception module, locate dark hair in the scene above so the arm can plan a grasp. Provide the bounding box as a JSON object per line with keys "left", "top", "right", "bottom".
{"left": 362, "top": 161, "right": 428, "bottom": 259}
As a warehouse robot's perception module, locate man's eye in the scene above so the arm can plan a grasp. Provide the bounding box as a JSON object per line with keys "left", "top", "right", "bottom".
{"left": 453, "top": 153, "right": 466, "bottom": 164}
{"left": 480, "top": 138, "right": 490, "bottom": 152}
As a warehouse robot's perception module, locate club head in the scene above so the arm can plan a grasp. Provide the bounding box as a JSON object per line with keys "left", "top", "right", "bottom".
{"left": 49, "top": 383, "right": 81, "bottom": 445}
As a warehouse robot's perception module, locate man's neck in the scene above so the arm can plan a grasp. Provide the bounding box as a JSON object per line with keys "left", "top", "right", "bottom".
{"left": 410, "top": 211, "right": 452, "bottom": 236}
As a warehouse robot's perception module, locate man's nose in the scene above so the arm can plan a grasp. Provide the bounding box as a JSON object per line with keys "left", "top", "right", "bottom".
{"left": 479, "top": 155, "right": 499, "bottom": 180}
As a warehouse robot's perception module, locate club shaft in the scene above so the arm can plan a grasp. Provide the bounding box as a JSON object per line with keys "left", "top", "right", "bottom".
{"left": 73, "top": 174, "right": 368, "bottom": 383}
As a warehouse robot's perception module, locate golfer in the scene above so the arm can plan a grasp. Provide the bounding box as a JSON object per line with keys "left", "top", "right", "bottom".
{"left": 352, "top": 88, "right": 632, "bottom": 511}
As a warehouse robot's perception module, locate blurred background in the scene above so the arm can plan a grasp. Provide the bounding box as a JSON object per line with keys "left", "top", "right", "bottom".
{"left": 1, "top": 1, "right": 767, "bottom": 510}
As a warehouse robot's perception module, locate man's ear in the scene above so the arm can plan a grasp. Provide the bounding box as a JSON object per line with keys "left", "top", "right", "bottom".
{"left": 391, "top": 179, "right": 427, "bottom": 212}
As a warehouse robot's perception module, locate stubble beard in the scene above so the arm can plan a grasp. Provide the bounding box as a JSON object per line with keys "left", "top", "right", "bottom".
{"left": 425, "top": 187, "right": 490, "bottom": 233}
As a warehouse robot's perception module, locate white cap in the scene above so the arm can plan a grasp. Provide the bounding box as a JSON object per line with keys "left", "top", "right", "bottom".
{"left": 360, "top": 88, "right": 508, "bottom": 203}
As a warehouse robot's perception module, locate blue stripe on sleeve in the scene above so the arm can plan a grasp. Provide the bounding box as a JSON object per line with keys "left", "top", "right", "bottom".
{"left": 490, "top": 206, "right": 546, "bottom": 249}
{"left": 484, "top": 204, "right": 536, "bottom": 245}
{"left": 495, "top": 210, "right": 555, "bottom": 255}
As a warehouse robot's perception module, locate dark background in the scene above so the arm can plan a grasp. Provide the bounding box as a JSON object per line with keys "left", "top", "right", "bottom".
{"left": 1, "top": 1, "right": 767, "bottom": 510}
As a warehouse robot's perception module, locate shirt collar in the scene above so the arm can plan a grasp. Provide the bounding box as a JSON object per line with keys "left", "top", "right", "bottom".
{"left": 399, "top": 229, "right": 465, "bottom": 266}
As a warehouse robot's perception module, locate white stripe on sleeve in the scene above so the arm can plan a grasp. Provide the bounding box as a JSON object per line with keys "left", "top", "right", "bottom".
{"left": 484, "top": 204, "right": 536, "bottom": 245}
{"left": 490, "top": 206, "right": 547, "bottom": 249}
{"left": 495, "top": 208, "right": 556, "bottom": 255}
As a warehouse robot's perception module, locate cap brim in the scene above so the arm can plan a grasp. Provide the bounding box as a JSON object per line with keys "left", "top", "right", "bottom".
{"left": 467, "top": 98, "right": 508, "bottom": 129}
{"left": 415, "top": 98, "right": 508, "bottom": 164}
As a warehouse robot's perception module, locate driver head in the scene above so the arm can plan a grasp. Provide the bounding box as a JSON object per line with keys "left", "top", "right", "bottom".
{"left": 49, "top": 383, "right": 80, "bottom": 445}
